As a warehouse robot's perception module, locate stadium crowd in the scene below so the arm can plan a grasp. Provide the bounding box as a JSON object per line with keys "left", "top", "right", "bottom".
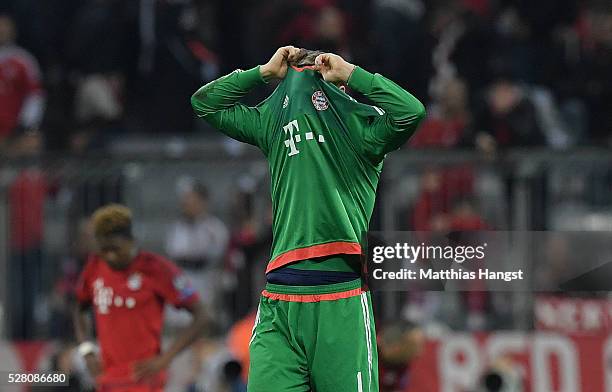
{"left": 0, "top": 0, "right": 611, "bottom": 153}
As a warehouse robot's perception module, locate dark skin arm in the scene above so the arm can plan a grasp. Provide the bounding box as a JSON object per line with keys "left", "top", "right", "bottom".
{"left": 73, "top": 302, "right": 102, "bottom": 377}
{"left": 133, "top": 300, "right": 209, "bottom": 381}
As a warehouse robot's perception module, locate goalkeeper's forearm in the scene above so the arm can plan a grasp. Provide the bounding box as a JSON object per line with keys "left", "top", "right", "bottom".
{"left": 191, "top": 66, "right": 266, "bottom": 117}
{"left": 348, "top": 67, "right": 426, "bottom": 133}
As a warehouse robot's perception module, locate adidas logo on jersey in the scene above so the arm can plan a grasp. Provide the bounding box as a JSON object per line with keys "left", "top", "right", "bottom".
{"left": 283, "top": 95, "right": 289, "bottom": 108}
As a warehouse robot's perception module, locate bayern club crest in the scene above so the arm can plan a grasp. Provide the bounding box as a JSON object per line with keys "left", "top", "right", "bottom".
{"left": 127, "top": 273, "right": 142, "bottom": 291}
{"left": 311, "top": 90, "right": 329, "bottom": 111}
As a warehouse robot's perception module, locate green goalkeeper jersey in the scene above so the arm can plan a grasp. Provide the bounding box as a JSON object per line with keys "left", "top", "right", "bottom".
{"left": 191, "top": 65, "right": 425, "bottom": 274}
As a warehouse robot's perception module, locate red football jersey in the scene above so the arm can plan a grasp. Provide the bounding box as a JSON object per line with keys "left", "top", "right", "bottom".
{"left": 75, "top": 250, "right": 199, "bottom": 388}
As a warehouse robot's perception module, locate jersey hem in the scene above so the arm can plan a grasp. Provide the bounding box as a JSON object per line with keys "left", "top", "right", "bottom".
{"left": 266, "top": 241, "right": 362, "bottom": 273}
{"left": 262, "top": 278, "right": 366, "bottom": 302}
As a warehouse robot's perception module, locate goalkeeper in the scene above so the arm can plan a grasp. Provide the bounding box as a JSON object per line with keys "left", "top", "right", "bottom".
{"left": 192, "top": 46, "right": 425, "bottom": 392}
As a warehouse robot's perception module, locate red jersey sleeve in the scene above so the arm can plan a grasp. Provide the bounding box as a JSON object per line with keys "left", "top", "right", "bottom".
{"left": 18, "top": 51, "right": 43, "bottom": 94}
{"left": 75, "top": 256, "right": 97, "bottom": 305}
{"left": 150, "top": 257, "right": 200, "bottom": 309}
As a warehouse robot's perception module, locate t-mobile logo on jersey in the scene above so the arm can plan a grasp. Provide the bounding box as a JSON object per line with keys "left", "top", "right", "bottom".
{"left": 283, "top": 119, "right": 325, "bottom": 157}
{"left": 92, "top": 278, "right": 137, "bottom": 314}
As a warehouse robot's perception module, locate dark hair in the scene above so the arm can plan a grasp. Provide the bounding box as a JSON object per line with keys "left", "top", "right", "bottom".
{"left": 91, "top": 204, "right": 133, "bottom": 239}
{"left": 191, "top": 183, "right": 209, "bottom": 200}
{"left": 289, "top": 49, "right": 325, "bottom": 67}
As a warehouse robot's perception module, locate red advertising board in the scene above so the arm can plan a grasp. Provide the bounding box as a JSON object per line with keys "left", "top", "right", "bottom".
{"left": 406, "top": 332, "right": 610, "bottom": 392}
{"left": 0, "top": 332, "right": 609, "bottom": 391}
{"left": 535, "top": 296, "right": 612, "bottom": 334}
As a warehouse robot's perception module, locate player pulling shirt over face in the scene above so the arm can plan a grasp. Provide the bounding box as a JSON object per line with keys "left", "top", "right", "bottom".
{"left": 192, "top": 47, "right": 426, "bottom": 392}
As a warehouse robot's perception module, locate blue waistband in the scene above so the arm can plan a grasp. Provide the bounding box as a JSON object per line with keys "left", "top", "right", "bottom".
{"left": 266, "top": 268, "right": 360, "bottom": 286}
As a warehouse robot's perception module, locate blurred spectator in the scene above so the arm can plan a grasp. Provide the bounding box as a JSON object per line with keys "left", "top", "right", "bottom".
{"left": 447, "top": 196, "right": 488, "bottom": 231}
{"left": 0, "top": 13, "right": 45, "bottom": 146}
{"left": 66, "top": 0, "right": 134, "bottom": 84}
{"left": 410, "top": 77, "right": 471, "bottom": 148}
{"left": 166, "top": 182, "right": 229, "bottom": 313}
{"left": 66, "top": 0, "right": 134, "bottom": 149}
{"left": 0, "top": 0, "right": 608, "bottom": 147}
{"left": 190, "top": 327, "right": 246, "bottom": 392}
{"left": 133, "top": 0, "right": 220, "bottom": 134}
{"left": 311, "top": 5, "right": 350, "bottom": 55}
{"left": 225, "top": 188, "right": 272, "bottom": 322}
{"left": 527, "top": 86, "right": 572, "bottom": 148}
{"left": 411, "top": 167, "right": 475, "bottom": 231}
{"left": 276, "top": 3, "right": 351, "bottom": 57}
{"left": 577, "top": 6, "right": 612, "bottom": 145}
{"left": 488, "top": 6, "right": 536, "bottom": 85}
{"left": 414, "top": 195, "right": 493, "bottom": 330}
{"left": 475, "top": 78, "right": 546, "bottom": 151}
{"left": 73, "top": 74, "right": 123, "bottom": 130}
{"left": 372, "top": 0, "right": 430, "bottom": 100}
{"left": 7, "top": 131, "right": 48, "bottom": 339}
{"left": 378, "top": 320, "right": 432, "bottom": 392}
{"left": 411, "top": 169, "right": 445, "bottom": 231}
{"left": 446, "top": 197, "right": 491, "bottom": 331}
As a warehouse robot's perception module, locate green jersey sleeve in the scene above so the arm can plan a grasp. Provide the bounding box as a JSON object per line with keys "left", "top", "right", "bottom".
{"left": 347, "top": 66, "right": 426, "bottom": 163}
{"left": 191, "top": 66, "right": 268, "bottom": 150}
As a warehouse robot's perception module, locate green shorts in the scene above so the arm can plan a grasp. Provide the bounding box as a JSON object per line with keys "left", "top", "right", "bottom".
{"left": 248, "top": 279, "right": 378, "bottom": 392}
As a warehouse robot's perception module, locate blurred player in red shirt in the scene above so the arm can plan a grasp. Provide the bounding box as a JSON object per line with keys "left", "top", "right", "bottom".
{"left": 0, "top": 13, "right": 44, "bottom": 143}
{"left": 74, "top": 204, "right": 209, "bottom": 392}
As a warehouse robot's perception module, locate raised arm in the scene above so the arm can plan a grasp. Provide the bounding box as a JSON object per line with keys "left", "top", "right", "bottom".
{"left": 314, "top": 53, "right": 426, "bottom": 163}
{"left": 191, "top": 46, "right": 301, "bottom": 148}
{"left": 191, "top": 67, "right": 266, "bottom": 146}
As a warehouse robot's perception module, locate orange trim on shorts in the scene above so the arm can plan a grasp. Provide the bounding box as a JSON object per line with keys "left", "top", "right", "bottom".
{"left": 261, "top": 287, "right": 365, "bottom": 302}
{"left": 265, "top": 242, "right": 362, "bottom": 273}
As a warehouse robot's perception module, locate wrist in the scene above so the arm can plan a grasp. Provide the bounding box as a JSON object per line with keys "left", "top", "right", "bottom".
{"left": 347, "top": 66, "right": 375, "bottom": 93}
{"left": 259, "top": 64, "right": 275, "bottom": 81}
{"left": 160, "top": 351, "right": 174, "bottom": 365}
{"left": 340, "top": 63, "right": 356, "bottom": 83}
{"left": 77, "top": 341, "right": 98, "bottom": 358}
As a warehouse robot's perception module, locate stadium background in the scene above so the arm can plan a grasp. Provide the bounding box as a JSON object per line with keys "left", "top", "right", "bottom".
{"left": 1, "top": 0, "right": 612, "bottom": 390}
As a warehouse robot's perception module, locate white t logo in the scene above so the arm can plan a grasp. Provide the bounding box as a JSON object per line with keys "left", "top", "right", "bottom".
{"left": 283, "top": 120, "right": 300, "bottom": 156}
{"left": 93, "top": 278, "right": 113, "bottom": 314}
